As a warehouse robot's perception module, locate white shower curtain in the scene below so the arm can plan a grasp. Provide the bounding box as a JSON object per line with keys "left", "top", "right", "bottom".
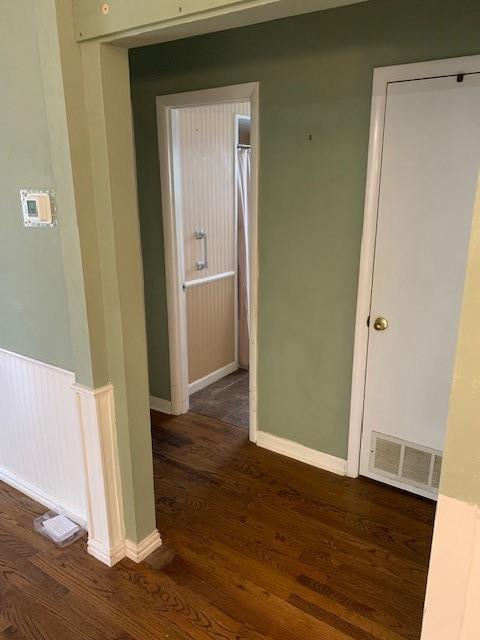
{"left": 237, "top": 147, "right": 251, "bottom": 369}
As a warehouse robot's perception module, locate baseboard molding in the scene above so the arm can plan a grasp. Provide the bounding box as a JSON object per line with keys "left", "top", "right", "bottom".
{"left": 125, "top": 529, "right": 163, "bottom": 563}
{"left": 87, "top": 530, "right": 162, "bottom": 567}
{"left": 149, "top": 396, "right": 172, "bottom": 414}
{"left": 188, "top": 362, "right": 238, "bottom": 395}
{"left": 0, "top": 464, "right": 86, "bottom": 526}
{"left": 256, "top": 431, "right": 347, "bottom": 476}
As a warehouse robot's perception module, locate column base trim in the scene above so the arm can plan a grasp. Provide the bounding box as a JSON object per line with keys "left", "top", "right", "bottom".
{"left": 87, "top": 530, "right": 162, "bottom": 566}
{"left": 87, "top": 538, "right": 126, "bottom": 567}
{"left": 125, "top": 530, "right": 163, "bottom": 563}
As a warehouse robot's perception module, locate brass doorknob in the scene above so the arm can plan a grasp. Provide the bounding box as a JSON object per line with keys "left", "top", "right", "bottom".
{"left": 373, "top": 317, "right": 388, "bottom": 331}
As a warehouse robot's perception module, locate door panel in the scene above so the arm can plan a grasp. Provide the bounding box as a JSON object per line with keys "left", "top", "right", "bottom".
{"left": 360, "top": 73, "right": 480, "bottom": 494}
{"left": 186, "top": 276, "right": 235, "bottom": 383}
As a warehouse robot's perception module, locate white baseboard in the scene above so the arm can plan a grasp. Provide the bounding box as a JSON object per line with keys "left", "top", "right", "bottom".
{"left": 256, "top": 431, "right": 347, "bottom": 476}
{"left": 125, "top": 529, "right": 163, "bottom": 563}
{"left": 0, "top": 464, "right": 86, "bottom": 526}
{"left": 188, "top": 362, "right": 238, "bottom": 395}
{"left": 88, "top": 530, "right": 162, "bottom": 566}
{"left": 150, "top": 396, "right": 172, "bottom": 414}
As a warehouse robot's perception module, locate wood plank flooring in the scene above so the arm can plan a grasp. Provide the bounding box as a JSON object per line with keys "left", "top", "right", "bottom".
{"left": 0, "top": 410, "right": 435, "bottom": 639}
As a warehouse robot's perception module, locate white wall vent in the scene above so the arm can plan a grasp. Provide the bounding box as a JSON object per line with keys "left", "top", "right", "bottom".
{"left": 370, "top": 431, "right": 442, "bottom": 495}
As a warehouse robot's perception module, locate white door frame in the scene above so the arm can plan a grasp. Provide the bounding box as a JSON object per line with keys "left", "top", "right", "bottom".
{"left": 156, "top": 82, "right": 260, "bottom": 443}
{"left": 347, "top": 54, "right": 480, "bottom": 478}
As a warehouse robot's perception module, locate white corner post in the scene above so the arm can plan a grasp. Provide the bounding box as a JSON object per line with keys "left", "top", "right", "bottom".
{"left": 73, "top": 381, "right": 162, "bottom": 566}
{"left": 73, "top": 383, "right": 127, "bottom": 565}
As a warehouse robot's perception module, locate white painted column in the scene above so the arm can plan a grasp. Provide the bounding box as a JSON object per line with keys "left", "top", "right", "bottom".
{"left": 73, "top": 383, "right": 126, "bottom": 566}
{"left": 73, "top": 382, "right": 162, "bottom": 566}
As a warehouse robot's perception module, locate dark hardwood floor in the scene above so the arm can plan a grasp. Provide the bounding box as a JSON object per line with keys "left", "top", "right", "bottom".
{"left": 0, "top": 410, "right": 435, "bottom": 639}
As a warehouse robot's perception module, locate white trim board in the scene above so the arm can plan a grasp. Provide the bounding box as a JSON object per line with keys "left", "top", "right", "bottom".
{"left": 0, "top": 346, "right": 74, "bottom": 376}
{"left": 347, "top": 54, "right": 480, "bottom": 479}
{"left": 256, "top": 431, "right": 346, "bottom": 476}
{"left": 150, "top": 396, "right": 172, "bottom": 414}
{"left": 156, "top": 82, "right": 260, "bottom": 444}
{"left": 421, "top": 493, "right": 480, "bottom": 639}
{"left": 188, "top": 362, "right": 238, "bottom": 395}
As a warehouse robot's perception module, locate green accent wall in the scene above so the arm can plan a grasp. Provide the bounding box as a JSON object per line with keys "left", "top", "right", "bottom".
{"left": 0, "top": 1, "right": 73, "bottom": 371}
{"left": 130, "top": 0, "right": 480, "bottom": 459}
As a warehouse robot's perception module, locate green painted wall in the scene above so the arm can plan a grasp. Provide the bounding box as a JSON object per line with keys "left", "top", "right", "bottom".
{"left": 130, "top": 0, "right": 480, "bottom": 459}
{"left": 0, "top": 0, "right": 73, "bottom": 370}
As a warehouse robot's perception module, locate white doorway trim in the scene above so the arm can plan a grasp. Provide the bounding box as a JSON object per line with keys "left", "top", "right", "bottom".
{"left": 346, "top": 54, "right": 480, "bottom": 478}
{"left": 156, "top": 82, "right": 260, "bottom": 443}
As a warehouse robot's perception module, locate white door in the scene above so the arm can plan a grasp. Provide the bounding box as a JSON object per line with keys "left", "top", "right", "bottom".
{"left": 360, "top": 73, "right": 480, "bottom": 496}
{"left": 171, "top": 102, "right": 250, "bottom": 392}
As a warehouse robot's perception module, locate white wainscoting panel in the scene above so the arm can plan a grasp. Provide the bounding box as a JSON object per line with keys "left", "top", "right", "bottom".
{"left": 0, "top": 348, "right": 87, "bottom": 523}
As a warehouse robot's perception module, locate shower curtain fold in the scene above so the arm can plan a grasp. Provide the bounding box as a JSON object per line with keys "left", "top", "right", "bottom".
{"left": 237, "top": 147, "right": 251, "bottom": 370}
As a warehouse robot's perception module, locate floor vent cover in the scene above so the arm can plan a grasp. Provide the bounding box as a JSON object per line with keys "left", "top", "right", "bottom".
{"left": 370, "top": 431, "right": 442, "bottom": 494}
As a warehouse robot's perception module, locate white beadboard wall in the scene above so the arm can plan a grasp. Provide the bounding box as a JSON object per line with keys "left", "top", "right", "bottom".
{"left": 173, "top": 101, "right": 250, "bottom": 386}
{"left": 174, "top": 101, "right": 250, "bottom": 282}
{"left": 0, "top": 348, "right": 87, "bottom": 522}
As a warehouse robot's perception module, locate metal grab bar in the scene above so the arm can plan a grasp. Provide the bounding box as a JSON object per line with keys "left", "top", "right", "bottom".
{"left": 194, "top": 229, "right": 208, "bottom": 270}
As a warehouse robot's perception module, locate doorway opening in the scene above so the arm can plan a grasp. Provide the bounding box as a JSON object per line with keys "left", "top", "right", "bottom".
{"left": 156, "top": 84, "right": 259, "bottom": 438}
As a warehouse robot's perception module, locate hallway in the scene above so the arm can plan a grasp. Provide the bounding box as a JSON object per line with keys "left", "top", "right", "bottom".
{"left": 0, "top": 410, "right": 435, "bottom": 639}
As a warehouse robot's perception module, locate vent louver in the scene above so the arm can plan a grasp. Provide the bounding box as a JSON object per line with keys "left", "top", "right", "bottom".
{"left": 370, "top": 431, "right": 442, "bottom": 495}
{"left": 431, "top": 455, "right": 443, "bottom": 489}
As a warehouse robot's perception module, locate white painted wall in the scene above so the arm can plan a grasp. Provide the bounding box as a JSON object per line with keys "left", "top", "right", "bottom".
{"left": 0, "top": 348, "right": 87, "bottom": 522}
